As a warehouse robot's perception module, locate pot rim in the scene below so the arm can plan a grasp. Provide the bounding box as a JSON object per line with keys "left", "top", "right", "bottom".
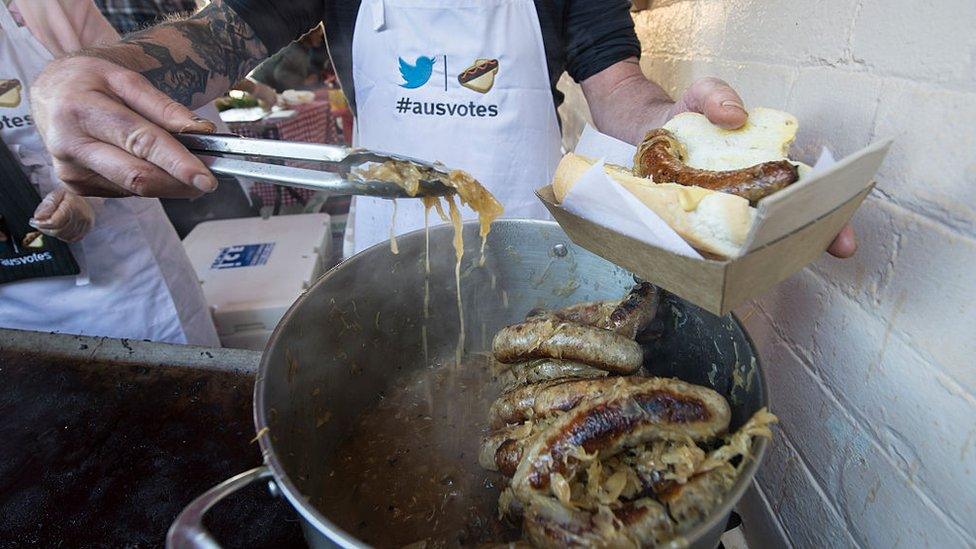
{"left": 254, "top": 219, "right": 770, "bottom": 548}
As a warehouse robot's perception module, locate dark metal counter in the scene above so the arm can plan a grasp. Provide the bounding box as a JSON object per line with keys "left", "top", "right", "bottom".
{"left": 0, "top": 329, "right": 305, "bottom": 548}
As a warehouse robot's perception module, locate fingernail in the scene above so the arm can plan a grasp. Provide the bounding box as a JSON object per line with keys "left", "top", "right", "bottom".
{"left": 193, "top": 174, "right": 218, "bottom": 192}
{"left": 180, "top": 122, "right": 215, "bottom": 133}
{"left": 721, "top": 99, "right": 746, "bottom": 113}
{"left": 28, "top": 218, "right": 39, "bottom": 228}
{"left": 180, "top": 117, "right": 216, "bottom": 134}
{"left": 32, "top": 204, "right": 53, "bottom": 220}
{"left": 193, "top": 116, "right": 216, "bottom": 129}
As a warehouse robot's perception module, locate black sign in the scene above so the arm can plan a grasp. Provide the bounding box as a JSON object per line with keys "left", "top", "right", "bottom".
{"left": 0, "top": 140, "right": 78, "bottom": 284}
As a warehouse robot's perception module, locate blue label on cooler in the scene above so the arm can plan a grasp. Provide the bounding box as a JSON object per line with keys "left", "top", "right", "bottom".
{"left": 211, "top": 243, "right": 274, "bottom": 269}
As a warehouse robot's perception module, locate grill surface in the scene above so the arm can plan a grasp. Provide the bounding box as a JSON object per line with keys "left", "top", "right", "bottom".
{"left": 0, "top": 329, "right": 305, "bottom": 547}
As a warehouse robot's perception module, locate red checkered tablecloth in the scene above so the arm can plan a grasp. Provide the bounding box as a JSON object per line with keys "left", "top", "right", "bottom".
{"left": 226, "top": 101, "right": 339, "bottom": 207}
{"left": 226, "top": 100, "right": 336, "bottom": 142}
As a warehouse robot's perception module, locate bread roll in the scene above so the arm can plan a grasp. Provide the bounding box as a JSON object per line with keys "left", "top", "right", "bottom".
{"left": 552, "top": 153, "right": 755, "bottom": 259}
{"left": 664, "top": 107, "right": 798, "bottom": 170}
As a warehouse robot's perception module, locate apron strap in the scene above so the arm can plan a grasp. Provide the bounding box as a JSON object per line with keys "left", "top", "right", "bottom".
{"left": 0, "top": 2, "right": 20, "bottom": 32}
{"left": 371, "top": 0, "right": 386, "bottom": 31}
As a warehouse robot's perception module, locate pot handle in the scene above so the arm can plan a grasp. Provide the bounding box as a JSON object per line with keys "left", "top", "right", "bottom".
{"left": 166, "top": 465, "right": 275, "bottom": 549}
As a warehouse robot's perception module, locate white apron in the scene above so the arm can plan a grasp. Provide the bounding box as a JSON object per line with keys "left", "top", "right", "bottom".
{"left": 0, "top": 3, "right": 219, "bottom": 346}
{"left": 345, "top": 0, "right": 562, "bottom": 256}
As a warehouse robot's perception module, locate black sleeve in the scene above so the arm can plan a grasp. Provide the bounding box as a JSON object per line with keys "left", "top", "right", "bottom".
{"left": 224, "top": 0, "right": 325, "bottom": 54}
{"left": 563, "top": 0, "right": 641, "bottom": 82}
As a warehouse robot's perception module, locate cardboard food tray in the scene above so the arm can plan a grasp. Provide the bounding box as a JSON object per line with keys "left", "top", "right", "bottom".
{"left": 537, "top": 134, "right": 891, "bottom": 317}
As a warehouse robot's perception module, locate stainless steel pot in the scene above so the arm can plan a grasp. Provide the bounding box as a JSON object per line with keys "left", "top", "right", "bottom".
{"left": 168, "top": 219, "right": 769, "bottom": 548}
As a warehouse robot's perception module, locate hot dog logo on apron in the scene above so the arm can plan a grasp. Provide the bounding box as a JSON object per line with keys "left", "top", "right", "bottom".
{"left": 457, "top": 58, "right": 498, "bottom": 93}
{"left": 0, "top": 78, "right": 34, "bottom": 132}
{"left": 0, "top": 78, "right": 22, "bottom": 108}
{"left": 394, "top": 54, "right": 501, "bottom": 117}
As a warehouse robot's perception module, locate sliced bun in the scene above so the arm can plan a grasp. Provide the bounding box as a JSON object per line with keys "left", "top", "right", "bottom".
{"left": 553, "top": 153, "right": 755, "bottom": 258}
{"left": 663, "top": 107, "right": 798, "bottom": 171}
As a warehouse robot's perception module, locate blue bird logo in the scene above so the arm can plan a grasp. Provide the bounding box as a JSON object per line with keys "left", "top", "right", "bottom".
{"left": 399, "top": 56, "right": 435, "bottom": 89}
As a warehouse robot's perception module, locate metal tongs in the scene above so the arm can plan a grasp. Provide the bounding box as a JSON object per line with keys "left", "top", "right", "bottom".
{"left": 174, "top": 133, "right": 455, "bottom": 198}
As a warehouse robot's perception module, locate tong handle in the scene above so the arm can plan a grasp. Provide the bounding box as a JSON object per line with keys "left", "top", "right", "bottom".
{"left": 175, "top": 132, "right": 351, "bottom": 164}
{"left": 178, "top": 133, "right": 455, "bottom": 198}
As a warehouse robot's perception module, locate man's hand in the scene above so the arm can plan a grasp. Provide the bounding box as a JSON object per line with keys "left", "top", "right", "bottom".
{"left": 667, "top": 76, "right": 748, "bottom": 130}
{"left": 29, "top": 187, "right": 95, "bottom": 243}
{"left": 32, "top": 56, "right": 218, "bottom": 198}
{"left": 826, "top": 224, "right": 856, "bottom": 258}
{"left": 30, "top": 0, "right": 268, "bottom": 198}
{"left": 582, "top": 60, "right": 749, "bottom": 143}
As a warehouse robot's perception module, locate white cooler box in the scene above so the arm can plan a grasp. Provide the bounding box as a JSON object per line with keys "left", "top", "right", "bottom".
{"left": 183, "top": 213, "right": 332, "bottom": 350}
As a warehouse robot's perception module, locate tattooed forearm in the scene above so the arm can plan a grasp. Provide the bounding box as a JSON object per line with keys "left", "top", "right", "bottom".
{"left": 135, "top": 41, "right": 210, "bottom": 103}
{"left": 82, "top": 0, "right": 268, "bottom": 108}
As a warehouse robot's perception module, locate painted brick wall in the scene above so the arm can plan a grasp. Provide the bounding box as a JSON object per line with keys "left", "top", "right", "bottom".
{"left": 561, "top": 1, "right": 976, "bottom": 546}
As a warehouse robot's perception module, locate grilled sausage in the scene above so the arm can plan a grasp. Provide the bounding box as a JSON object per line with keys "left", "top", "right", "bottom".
{"left": 492, "top": 318, "right": 643, "bottom": 374}
{"left": 604, "top": 282, "right": 659, "bottom": 340}
{"left": 482, "top": 284, "right": 756, "bottom": 547}
{"left": 527, "top": 301, "right": 616, "bottom": 327}
{"left": 659, "top": 463, "right": 737, "bottom": 529}
{"left": 633, "top": 128, "right": 798, "bottom": 205}
{"left": 490, "top": 377, "right": 628, "bottom": 429}
{"left": 523, "top": 494, "right": 674, "bottom": 548}
{"left": 527, "top": 283, "right": 659, "bottom": 340}
{"left": 480, "top": 424, "right": 535, "bottom": 476}
{"left": 511, "top": 377, "right": 730, "bottom": 495}
{"left": 505, "top": 359, "right": 609, "bottom": 387}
